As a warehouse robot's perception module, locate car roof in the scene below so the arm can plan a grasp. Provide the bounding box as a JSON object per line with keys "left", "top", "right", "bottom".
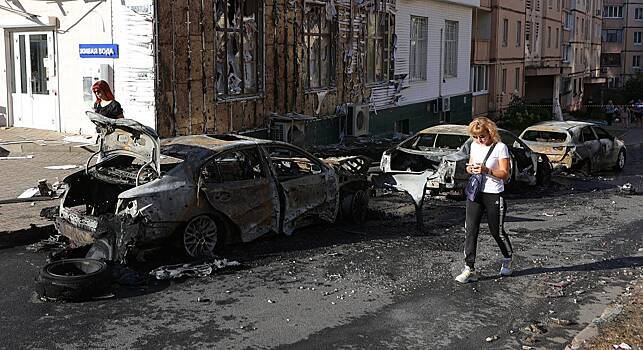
{"left": 524, "top": 120, "right": 595, "bottom": 132}
{"left": 161, "top": 134, "right": 275, "bottom": 150}
{"left": 417, "top": 123, "right": 514, "bottom": 135}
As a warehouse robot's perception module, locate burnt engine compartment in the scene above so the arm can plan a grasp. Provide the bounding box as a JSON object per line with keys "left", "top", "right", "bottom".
{"left": 63, "top": 170, "right": 134, "bottom": 216}
{"left": 389, "top": 149, "right": 442, "bottom": 172}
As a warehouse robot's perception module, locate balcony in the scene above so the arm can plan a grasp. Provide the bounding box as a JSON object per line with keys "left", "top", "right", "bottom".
{"left": 472, "top": 40, "right": 490, "bottom": 63}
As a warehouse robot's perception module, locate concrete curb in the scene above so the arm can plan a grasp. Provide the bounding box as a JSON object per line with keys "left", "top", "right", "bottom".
{"left": 1, "top": 142, "right": 97, "bottom": 154}
{"left": 564, "top": 303, "right": 624, "bottom": 350}
{"left": 0, "top": 224, "right": 55, "bottom": 249}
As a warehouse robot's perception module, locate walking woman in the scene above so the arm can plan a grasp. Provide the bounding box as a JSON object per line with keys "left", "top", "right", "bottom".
{"left": 91, "top": 80, "right": 124, "bottom": 119}
{"left": 455, "top": 117, "right": 513, "bottom": 283}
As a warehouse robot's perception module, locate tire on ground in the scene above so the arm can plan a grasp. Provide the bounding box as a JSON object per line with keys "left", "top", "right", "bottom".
{"left": 35, "top": 258, "right": 112, "bottom": 301}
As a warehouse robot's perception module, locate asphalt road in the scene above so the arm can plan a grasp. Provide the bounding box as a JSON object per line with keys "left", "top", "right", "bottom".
{"left": 1, "top": 149, "right": 642, "bottom": 349}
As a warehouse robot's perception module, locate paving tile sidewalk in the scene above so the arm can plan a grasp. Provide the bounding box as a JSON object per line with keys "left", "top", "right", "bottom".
{"left": 0, "top": 127, "right": 93, "bottom": 238}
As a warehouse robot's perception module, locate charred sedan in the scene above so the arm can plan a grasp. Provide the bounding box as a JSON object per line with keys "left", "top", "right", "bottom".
{"left": 55, "top": 113, "right": 371, "bottom": 262}
{"left": 519, "top": 121, "right": 626, "bottom": 174}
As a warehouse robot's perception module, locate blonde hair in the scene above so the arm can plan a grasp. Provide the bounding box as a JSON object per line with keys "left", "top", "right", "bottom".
{"left": 467, "top": 117, "right": 501, "bottom": 143}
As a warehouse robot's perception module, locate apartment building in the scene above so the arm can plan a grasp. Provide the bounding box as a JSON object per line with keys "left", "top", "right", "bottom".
{"left": 471, "top": 0, "right": 526, "bottom": 117}
{"left": 524, "top": 0, "right": 565, "bottom": 118}
{"left": 559, "top": 0, "right": 603, "bottom": 110}
{"left": 600, "top": 0, "right": 643, "bottom": 89}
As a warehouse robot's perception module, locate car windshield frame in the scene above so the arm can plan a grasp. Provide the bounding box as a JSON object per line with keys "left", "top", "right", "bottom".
{"left": 400, "top": 133, "right": 470, "bottom": 151}
{"left": 521, "top": 130, "right": 570, "bottom": 143}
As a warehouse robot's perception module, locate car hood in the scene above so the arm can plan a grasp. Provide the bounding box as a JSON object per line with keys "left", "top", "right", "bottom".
{"left": 88, "top": 111, "right": 161, "bottom": 174}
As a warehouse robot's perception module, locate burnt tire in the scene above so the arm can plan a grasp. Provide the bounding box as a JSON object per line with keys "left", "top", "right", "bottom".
{"left": 613, "top": 149, "right": 626, "bottom": 172}
{"left": 182, "top": 215, "right": 223, "bottom": 258}
{"left": 35, "top": 258, "right": 111, "bottom": 301}
{"left": 341, "top": 190, "right": 370, "bottom": 224}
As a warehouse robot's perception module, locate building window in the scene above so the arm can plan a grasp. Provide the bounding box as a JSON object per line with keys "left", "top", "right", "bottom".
{"left": 547, "top": 26, "right": 552, "bottom": 48}
{"left": 603, "top": 6, "right": 623, "bottom": 18}
{"left": 514, "top": 67, "right": 520, "bottom": 92}
{"left": 564, "top": 13, "right": 573, "bottom": 30}
{"left": 304, "top": 3, "right": 336, "bottom": 89}
{"left": 215, "top": 0, "right": 263, "bottom": 97}
{"left": 516, "top": 21, "right": 522, "bottom": 47}
{"left": 601, "top": 53, "right": 621, "bottom": 67}
{"left": 555, "top": 28, "right": 559, "bottom": 48}
{"left": 502, "top": 18, "right": 508, "bottom": 47}
{"left": 636, "top": 8, "right": 643, "bottom": 20}
{"left": 634, "top": 55, "right": 641, "bottom": 68}
{"left": 607, "top": 77, "right": 621, "bottom": 88}
{"left": 563, "top": 45, "right": 571, "bottom": 62}
{"left": 501, "top": 68, "right": 507, "bottom": 93}
{"left": 635, "top": 32, "right": 642, "bottom": 45}
{"left": 409, "top": 16, "right": 428, "bottom": 81}
{"left": 602, "top": 29, "right": 623, "bottom": 43}
{"left": 367, "top": 11, "right": 392, "bottom": 83}
{"left": 444, "top": 20, "right": 458, "bottom": 78}
{"left": 471, "top": 65, "right": 488, "bottom": 94}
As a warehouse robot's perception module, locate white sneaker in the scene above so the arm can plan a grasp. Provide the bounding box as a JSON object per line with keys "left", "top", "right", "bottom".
{"left": 500, "top": 257, "right": 512, "bottom": 276}
{"left": 455, "top": 266, "right": 478, "bottom": 283}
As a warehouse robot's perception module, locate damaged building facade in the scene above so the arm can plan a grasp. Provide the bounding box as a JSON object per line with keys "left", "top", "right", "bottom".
{"left": 155, "top": 0, "right": 477, "bottom": 143}
{"left": 0, "top": 0, "right": 156, "bottom": 133}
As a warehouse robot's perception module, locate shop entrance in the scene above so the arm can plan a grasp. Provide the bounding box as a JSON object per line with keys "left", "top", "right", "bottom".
{"left": 10, "top": 31, "right": 58, "bottom": 130}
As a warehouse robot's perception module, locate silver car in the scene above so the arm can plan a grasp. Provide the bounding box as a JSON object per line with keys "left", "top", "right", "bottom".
{"left": 519, "top": 121, "right": 626, "bottom": 173}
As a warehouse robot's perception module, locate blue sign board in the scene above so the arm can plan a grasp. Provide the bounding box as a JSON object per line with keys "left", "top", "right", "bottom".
{"left": 79, "top": 44, "right": 119, "bottom": 58}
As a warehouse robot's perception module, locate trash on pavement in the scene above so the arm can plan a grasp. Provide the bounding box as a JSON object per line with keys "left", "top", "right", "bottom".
{"left": 613, "top": 343, "right": 632, "bottom": 350}
{"left": 44, "top": 165, "right": 79, "bottom": 170}
{"left": 549, "top": 317, "right": 574, "bottom": 326}
{"left": 485, "top": 335, "right": 498, "bottom": 342}
{"left": 619, "top": 183, "right": 635, "bottom": 194}
{"left": 26, "top": 235, "right": 68, "bottom": 252}
{"left": 0, "top": 155, "right": 33, "bottom": 160}
{"left": 148, "top": 259, "right": 241, "bottom": 280}
{"left": 17, "top": 187, "right": 40, "bottom": 199}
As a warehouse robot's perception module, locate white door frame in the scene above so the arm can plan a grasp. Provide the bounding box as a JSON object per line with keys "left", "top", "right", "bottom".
{"left": 8, "top": 29, "right": 60, "bottom": 131}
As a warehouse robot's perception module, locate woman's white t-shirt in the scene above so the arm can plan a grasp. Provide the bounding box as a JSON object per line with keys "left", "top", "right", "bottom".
{"left": 469, "top": 141, "right": 511, "bottom": 193}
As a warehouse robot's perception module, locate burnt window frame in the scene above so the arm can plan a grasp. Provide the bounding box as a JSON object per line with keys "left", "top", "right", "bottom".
{"left": 201, "top": 147, "right": 267, "bottom": 183}
{"left": 214, "top": 0, "right": 265, "bottom": 99}
{"left": 303, "top": 1, "right": 338, "bottom": 90}
{"left": 366, "top": 9, "right": 393, "bottom": 84}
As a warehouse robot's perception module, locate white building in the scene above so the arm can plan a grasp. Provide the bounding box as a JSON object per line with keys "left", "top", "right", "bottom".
{"left": 0, "top": 0, "right": 155, "bottom": 134}
{"left": 369, "top": 0, "right": 477, "bottom": 134}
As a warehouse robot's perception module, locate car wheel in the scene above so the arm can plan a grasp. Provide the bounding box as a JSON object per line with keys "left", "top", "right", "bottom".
{"left": 613, "top": 149, "right": 626, "bottom": 172}
{"left": 341, "top": 190, "right": 369, "bottom": 224}
{"left": 35, "top": 258, "right": 111, "bottom": 301}
{"left": 183, "top": 215, "right": 222, "bottom": 258}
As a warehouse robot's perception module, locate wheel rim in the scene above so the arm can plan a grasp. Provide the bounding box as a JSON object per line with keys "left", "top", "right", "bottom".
{"left": 618, "top": 151, "right": 625, "bottom": 169}
{"left": 183, "top": 215, "right": 218, "bottom": 258}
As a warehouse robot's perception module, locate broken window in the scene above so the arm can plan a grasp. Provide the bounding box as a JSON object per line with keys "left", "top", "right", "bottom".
{"left": 367, "top": 10, "right": 392, "bottom": 83}
{"left": 409, "top": 16, "right": 427, "bottom": 81}
{"left": 266, "top": 146, "right": 323, "bottom": 180}
{"left": 304, "top": 2, "right": 336, "bottom": 89}
{"left": 202, "top": 148, "right": 265, "bottom": 182}
{"left": 215, "top": 0, "right": 263, "bottom": 96}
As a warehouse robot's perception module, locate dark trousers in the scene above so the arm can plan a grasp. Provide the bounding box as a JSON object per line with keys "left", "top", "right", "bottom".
{"left": 464, "top": 192, "right": 513, "bottom": 269}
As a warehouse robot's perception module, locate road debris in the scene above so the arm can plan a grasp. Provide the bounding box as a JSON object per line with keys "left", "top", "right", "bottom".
{"left": 197, "top": 297, "right": 211, "bottom": 303}
{"left": 0, "top": 155, "right": 33, "bottom": 160}
{"left": 612, "top": 343, "right": 632, "bottom": 350}
{"left": 550, "top": 317, "right": 575, "bottom": 326}
{"left": 619, "top": 183, "right": 636, "bottom": 194}
{"left": 148, "top": 259, "right": 241, "bottom": 280}
{"left": 485, "top": 335, "right": 498, "bottom": 342}
{"left": 26, "top": 235, "right": 68, "bottom": 252}
{"left": 44, "top": 165, "right": 80, "bottom": 170}
{"left": 521, "top": 322, "right": 548, "bottom": 335}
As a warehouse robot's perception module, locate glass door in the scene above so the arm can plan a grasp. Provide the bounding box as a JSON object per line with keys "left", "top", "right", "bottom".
{"left": 11, "top": 31, "right": 58, "bottom": 130}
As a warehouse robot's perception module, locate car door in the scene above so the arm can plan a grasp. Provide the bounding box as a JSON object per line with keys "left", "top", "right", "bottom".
{"left": 264, "top": 145, "right": 339, "bottom": 235}
{"left": 199, "top": 147, "right": 280, "bottom": 242}
{"left": 591, "top": 126, "right": 615, "bottom": 169}
{"left": 578, "top": 126, "right": 601, "bottom": 170}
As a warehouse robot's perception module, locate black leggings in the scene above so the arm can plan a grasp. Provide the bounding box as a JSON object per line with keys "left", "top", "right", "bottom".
{"left": 464, "top": 192, "right": 513, "bottom": 269}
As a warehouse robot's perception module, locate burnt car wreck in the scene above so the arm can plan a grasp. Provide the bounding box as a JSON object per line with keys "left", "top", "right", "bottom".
{"left": 55, "top": 113, "right": 371, "bottom": 263}
{"left": 373, "top": 125, "right": 552, "bottom": 228}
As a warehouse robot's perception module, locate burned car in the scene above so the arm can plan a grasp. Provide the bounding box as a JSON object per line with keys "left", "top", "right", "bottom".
{"left": 519, "top": 121, "right": 626, "bottom": 174}
{"left": 374, "top": 125, "right": 552, "bottom": 227}
{"left": 55, "top": 112, "right": 370, "bottom": 262}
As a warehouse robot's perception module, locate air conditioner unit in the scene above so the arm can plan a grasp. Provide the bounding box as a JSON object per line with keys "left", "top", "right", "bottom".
{"left": 442, "top": 97, "right": 451, "bottom": 112}
{"left": 347, "top": 105, "right": 370, "bottom": 136}
{"left": 271, "top": 120, "right": 306, "bottom": 146}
